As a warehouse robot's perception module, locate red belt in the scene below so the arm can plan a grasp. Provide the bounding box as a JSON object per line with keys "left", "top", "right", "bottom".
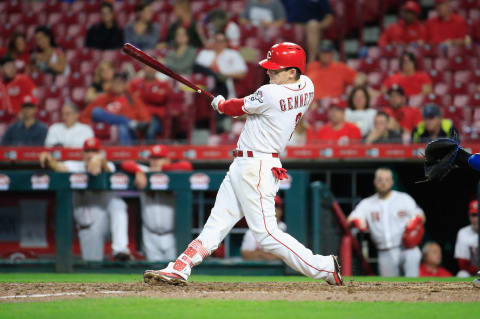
{"left": 232, "top": 150, "right": 279, "bottom": 158}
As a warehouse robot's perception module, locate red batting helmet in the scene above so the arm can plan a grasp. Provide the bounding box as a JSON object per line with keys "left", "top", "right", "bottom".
{"left": 259, "top": 42, "right": 306, "bottom": 74}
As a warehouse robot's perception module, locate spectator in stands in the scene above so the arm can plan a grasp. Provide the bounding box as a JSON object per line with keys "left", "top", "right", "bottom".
{"left": 163, "top": 27, "right": 197, "bottom": 75}
{"left": 0, "top": 55, "right": 36, "bottom": 116}
{"left": 314, "top": 98, "right": 362, "bottom": 145}
{"left": 165, "top": 0, "right": 204, "bottom": 48}
{"left": 382, "top": 84, "right": 422, "bottom": 143}
{"left": 86, "top": 60, "right": 115, "bottom": 105}
{"left": 3, "top": 31, "right": 30, "bottom": 73}
{"left": 348, "top": 167, "right": 425, "bottom": 277}
{"left": 412, "top": 104, "right": 457, "bottom": 143}
{"left": 128, "top": 63, "right": 171, "bottom": 143}
{"left": 1, "top": 95, "right": 47, "bottom": 146}
{"left": 85, "top": 1, "right": 124, "bottom": 50}
{"left": 419, "top": 242, "right": 452, "bottom": 277}
{"left": 364, "top": 111, "right": 402, "bottom": 144}
{"left": 426, "top": 0, "right": 468, "bottom": 46}
{"left": 196, "top": 32, "right": 247, "bottom": 99}
{"left": 30, "top": 26, "right": 67, "bottom": 75}
{"left": 378, "top": 1, "right": 426, "bottom": 48}
{"left": 80, "top": 72, "right": 151, "bottom": 145}
{"left": 45, "top": 102, "right": 94, "bottom": 148}
{"left": 121, "top": 144, "right": 193, "bottom": 261}
{"left": 124, "top": 0, "right": 159, "bottom": 51}
{"left": 306, "top": 41, "right": 361, "bottom": 100}
{"left": 282, "top": 0, "right": 333, "bottom": 63}
{"left": 345, "top": 86, "right": 376, "bottom": 137}
{"left": 454, "top": 200, "right": 478, "bottom": 277}
{"left": 382, "top": 52, "right": 432, "bottom": 97}
{"left": 39, "top": 137, "right": 131, "bottom": 262}
{"left": 242, "top": 196, "right": 286, "bottom": 261}
{"left": 205, "top": 9, "right": 241, "bottom": 49}
{"left": 240, "top": 0, "right": 286, "bottom": 28}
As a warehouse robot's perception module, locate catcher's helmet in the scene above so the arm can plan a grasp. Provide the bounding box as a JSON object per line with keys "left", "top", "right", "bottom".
{"left": 259, "top": 42, "right": 306, "bottom": 74}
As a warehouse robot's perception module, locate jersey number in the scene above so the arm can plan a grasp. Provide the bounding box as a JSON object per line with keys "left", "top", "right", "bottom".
{"left": 289, "top": 112, "right": 303, "bottom": 141}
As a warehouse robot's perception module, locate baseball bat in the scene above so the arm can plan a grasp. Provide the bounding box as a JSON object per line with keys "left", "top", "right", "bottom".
{"left": 122, "top": 43, "right": 214, "bottom": 100}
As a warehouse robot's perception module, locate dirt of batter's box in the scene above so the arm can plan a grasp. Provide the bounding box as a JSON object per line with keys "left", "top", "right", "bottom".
{"left": 0, "top": 281, "right": 479, "bottom": 303}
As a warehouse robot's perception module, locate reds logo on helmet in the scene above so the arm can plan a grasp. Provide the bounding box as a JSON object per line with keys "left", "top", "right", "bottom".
{"left": 259, "top": 42, "right": 306, "bottom": 74}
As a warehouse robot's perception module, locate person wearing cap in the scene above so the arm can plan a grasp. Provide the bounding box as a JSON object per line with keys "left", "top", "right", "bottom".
{"left": 412, "top": 103, "right": 457, "bottom": 143}
{"left": 0, "top": 55, "right": 36, "bottom": 115}
{"left": 382, "top": 52, "right": 432, "bottom": 97}
{"left": 381, "top": 84, "right": 422, "bottom": 142}
{"left": 306, "top": 41, "right": 363, "bottom": 100}
{"left": 80, "top": 72, "right": 151, "bottom": 145}
{"left": 44, "top": 102, "right": 94, "bottom": 148}
{"left": 314, "top": 98, "right": 362, "bottom": 145}
{"left": 121, "top": 145, "right": 193, "bottom": 261}
{"left": 426, "top": 0, "right": 468, "bottom": 46}
{"left": 454, "top": 200, "right": 478, "bottom": 277}
{"left": 419, "top": 241, "right": 452, "bottom": 277}
{"left": 241, "top": 196, "right": 287, "bottom": 260}
{"left": 379, "top": 1, "right": 427, "bottom": 48}
{"left": 39, "top": 137, "right": 132, "bottom": 262}
{"left": 1, "top": 95, "right": 47, "bottom": 146}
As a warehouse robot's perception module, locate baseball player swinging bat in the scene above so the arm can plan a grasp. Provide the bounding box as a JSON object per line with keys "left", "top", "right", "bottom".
{"left": 122, "top": 43, "right": 214, "bottom": 100}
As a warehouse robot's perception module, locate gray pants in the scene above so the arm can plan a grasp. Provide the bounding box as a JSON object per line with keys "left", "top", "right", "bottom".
{"left": 377, "top": 246, "right": 421, "bottom": 277}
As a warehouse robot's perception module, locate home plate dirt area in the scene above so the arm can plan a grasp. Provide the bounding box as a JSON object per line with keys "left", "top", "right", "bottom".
{"left": 0, "top": 281, "right": 479, "bottom": 303}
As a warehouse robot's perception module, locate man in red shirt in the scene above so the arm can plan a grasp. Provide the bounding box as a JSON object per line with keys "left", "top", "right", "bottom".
{"left": 382, "top": 84, "right": 422, "bottom": 141}
{"left": 315, "top": 98, "right": 362, "bottom": 145}
{"left": 426, "top": 0, "right": 468, "bottom": 45}
{"left": 0, "top": 55, "right": 36, "bottom": 116}
{"left": 80, "top": 72, "right": 151, "bottom": 145}
{"left": 419, "top": 242, "right": 452, "bottom": 277}
{"left": 128, "top": 64, "right": 171, "bottom": 143}
{"left": 379, "top": 1, "right": 427, "bottom": 47}
{"left": 306, "top": 42, "right": 360, "bottom": 100}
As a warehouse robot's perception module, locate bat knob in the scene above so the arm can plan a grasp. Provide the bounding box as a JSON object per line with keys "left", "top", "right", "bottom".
{"left": 197, "top": 89, "right": 201, "bottom": 94}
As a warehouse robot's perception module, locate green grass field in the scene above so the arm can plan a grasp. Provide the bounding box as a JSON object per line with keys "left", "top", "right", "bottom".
{"left": 0, "top": 274, "right": 479, "bottom": 319}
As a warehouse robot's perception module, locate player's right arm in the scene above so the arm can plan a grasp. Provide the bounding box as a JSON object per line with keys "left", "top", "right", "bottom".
{"left": 121, "top": 160, "right": 149, "bottom": 189}
{"left": 39, "top": 151, "right": 68, "bottom": 172}
{"left": 347, "top": 200, "right": 368, "bottom": 232}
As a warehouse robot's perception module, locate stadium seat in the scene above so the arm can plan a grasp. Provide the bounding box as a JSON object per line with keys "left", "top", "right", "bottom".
{"left": 70, "top": 87, "right": 87, "bottom": 108}
{"left": 58, "top": 36, "right": 79, "bottom": 51}
{"left": 21, "top": 11, "right": 45, "bottom": 26}
{"left": 468, "top": 92, "right": 480, "bottom": 107}
{"left": 447, "top": 56, "right": 472, "bottom": 71}
{"left": 36, "top": 110, "right": 51, "bottom": 124}
{"left": 378, "top": 45, "right": 400, "bottom": 59}
{"left": 424, "top": 92, "right": 447, "bottom": 107}
{"left": 449, "top": 82, "right": 470, "bottom": 95}
{"left": 454, "top": 70, "right": 472, "bottom": 83}
{"left": 434, "top": 58, "right": 449, "bottom": 71}
{"left": 419, "top": 44, "right": 441, "bottom": 58}
{"left": 442, "top": 105, "right": 464, "bottom": 128}
{"left": 435, "top": 83, "right": 449, "bottom": 95}
{"left": 6, "top": 0, "right": 23, "bottom": 14}
{"left": 45, "top": 97, "right": 63, "bottom": 113}
{"left": 83, "top": 1, "right": 101, "bottom": 14}
{"left": 68, "top": 72, "right": 88, "bottom": 87}
{"left": 453, "top": 94, "right": 470, "bottom": 108}
{"left": 60, "top": 11, "right": 84, "bottom": 25}
{"left": 86, "top": 13, "right": 101, "bottom": 27}
{"left": 93, "top": 122, "right": 112, "bottom": 141}
{"left": 428, "top": 69, "right": 450, "bottom": 84}
{"left": 0, "top": 110, "right": 14, "bottom": 124}
{"left": 31, "top": 72, "right": 54, "bottom": 87}
{"left": 358, "top": 58, "right": 381, "bottom": 73}
{"left": 409, "top": 94, "right": 424, "bottom": 108}
{"left": 0, "top": 23, "right": 16, "bottom": 38}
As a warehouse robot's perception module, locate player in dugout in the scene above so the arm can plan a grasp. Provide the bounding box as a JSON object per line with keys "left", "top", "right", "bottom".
{"left": 121, "top": 145, "right": 192, "bottom": 261}
{"left": 39, "top": 137, "right": 132, "bottom": 261}
{"left": 143, "top": 42, "right": 344, "bottom": 286}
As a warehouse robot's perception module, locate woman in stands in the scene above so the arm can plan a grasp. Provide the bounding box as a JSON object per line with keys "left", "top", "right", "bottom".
{"left": 124, "top": 0, "right": 159, "bottom": 51}
{"left": 29, "top": 26, "right": 68, "bottom": 76}
{"left": 85, "top": 60, "right": 115, "bottom": 105}
{"left": 3, "top": 31, "right": 30, "bottom": 73}
{"left": 164, "top": 27, "right": 197, "bottom": 75}
{"left": 345, "top": 86, "right": 377, "bottom": 137}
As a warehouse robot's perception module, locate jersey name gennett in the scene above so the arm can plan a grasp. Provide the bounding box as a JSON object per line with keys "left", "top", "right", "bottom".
{"left": 279, "top": 92, "right": 314, "bottom": 112}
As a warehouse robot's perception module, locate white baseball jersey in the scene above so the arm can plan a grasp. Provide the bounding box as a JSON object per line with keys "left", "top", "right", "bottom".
{"left": 454, "top": 225, "right": 478, "bottom": 266}
{"left": 350, "top": 190, "right": 424, "bottom": 250}
{"left": 237, "top": 75, "right": 315, "bottom": 154}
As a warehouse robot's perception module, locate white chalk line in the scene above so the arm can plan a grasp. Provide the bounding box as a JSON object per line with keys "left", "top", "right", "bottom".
{"left": 0, "top": 290, "right": 126, "bottom": 299}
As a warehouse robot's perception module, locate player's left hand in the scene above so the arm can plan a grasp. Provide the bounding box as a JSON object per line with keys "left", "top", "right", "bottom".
{"left": 211, "top": 95, "right": 225, "bottom": 114}
{"left": 87, "top": 154, "right": 104, "bottom": 175}
{"left": 134, "top": 171, "right": 147, "bottom": 189}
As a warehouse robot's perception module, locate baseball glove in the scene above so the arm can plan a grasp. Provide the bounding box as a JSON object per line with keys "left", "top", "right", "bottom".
{"left": 422, "top": 137, "right": 471, "bottom": 182}
{"left": 402, "top": 217, "right": 424, "bottom": 249}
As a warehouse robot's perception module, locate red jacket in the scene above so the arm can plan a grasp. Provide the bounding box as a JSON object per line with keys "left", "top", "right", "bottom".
{"left": 419, "top": 263, "right": 452, "bottom": 277}
{"left": 0, "top": 74, "right": 36, "bottom": 114}
{"left": 128, "top": 77, "right": 170, "bottom": 118}
{"left": 80, "top": 91, "right": 151, "bottom": 124}
{"left": 379, "top": 20, "right": 427, "bottom": 47}
{"left": 426, "top": 13, "right": 467, "bottom": 44}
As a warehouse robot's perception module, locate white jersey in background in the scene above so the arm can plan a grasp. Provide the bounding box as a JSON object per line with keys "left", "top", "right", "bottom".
{"left": 237, "top": 75, "right": 314, "bottom": 154}
{"left": 454, "top": 225, "right": 479, "bottom": 266}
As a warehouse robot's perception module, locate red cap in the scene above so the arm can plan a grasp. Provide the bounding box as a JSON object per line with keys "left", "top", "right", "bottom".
{"left": 402, "top": 1, "right": 421, "bottom": 14}
{"left": 274, "top": 196, "right": 282, "bottom": 207}
{"left": 21, "top": 95, "right": 38, "bottom": 107}
{"left": 83, "top": 137, "right": 101, "bottom": 151}
{"left": 150, "top": 144, "right": 169, "bottom": 158}
{"left": 328, "top": 97, "right": 347, "bottom": 109}
{"left": 259, "top": 42, "right": 306, "bottom": 74}
{"left": 469, "top": 200, "right": 478, "bottom": 215}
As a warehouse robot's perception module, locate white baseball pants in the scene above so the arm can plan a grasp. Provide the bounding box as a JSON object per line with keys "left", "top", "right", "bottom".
{"left": 377, "top": 246, "right": 421, "bottom": 277}
{"left": 74, "top": 195, "right": 130, "bottom": 261}
{"left": 142, "top": 228, "right": 176, "bottom": 261}
{"left": 196, "top": 157, "right": 335, "bottom": 279}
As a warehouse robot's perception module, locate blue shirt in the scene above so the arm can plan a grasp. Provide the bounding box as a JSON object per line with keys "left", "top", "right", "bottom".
{"left": 1, "top": 120, "right": 48, "bottom": 146}
{"left": 281, "top": 0, "right": 333, "bottom": 23}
